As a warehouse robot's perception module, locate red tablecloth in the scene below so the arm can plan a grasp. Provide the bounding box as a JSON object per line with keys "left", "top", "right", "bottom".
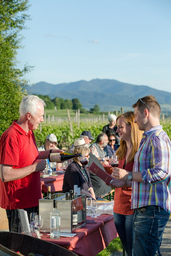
{"left": 41, "top": 214, "right": 118, "bottom": 256}
{"left": 41, "top": 173, "right": 64, "bottom": 193}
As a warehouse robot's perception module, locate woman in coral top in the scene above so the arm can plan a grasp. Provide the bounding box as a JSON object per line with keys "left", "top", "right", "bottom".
{"left": 111, "top": 111, "right": 142, "bottom": 256}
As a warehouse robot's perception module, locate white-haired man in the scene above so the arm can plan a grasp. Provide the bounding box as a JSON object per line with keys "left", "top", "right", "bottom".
{"left": 0, "top": 95, "right": 61, "bottom": 232}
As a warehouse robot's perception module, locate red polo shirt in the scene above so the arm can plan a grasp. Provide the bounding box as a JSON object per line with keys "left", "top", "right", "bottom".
{"left": 0, "top": 121, "right": 41, "bottom": 210}
{"left": 113, "top": 158, "right": 134, "bottom": 215}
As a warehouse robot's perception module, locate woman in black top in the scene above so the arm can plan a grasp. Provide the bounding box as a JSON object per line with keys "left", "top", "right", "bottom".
{"left": 62, "top": 146, "right": 96, "bottom": 199}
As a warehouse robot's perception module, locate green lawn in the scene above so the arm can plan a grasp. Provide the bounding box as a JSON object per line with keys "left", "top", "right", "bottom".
{"left": 97, "top": 237, "right": 123, "bottom": 256}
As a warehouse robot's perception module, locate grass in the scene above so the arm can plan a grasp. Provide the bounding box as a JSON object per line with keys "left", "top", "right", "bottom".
{"left": 97, "top": 237, "right": 123, "bottom": 256}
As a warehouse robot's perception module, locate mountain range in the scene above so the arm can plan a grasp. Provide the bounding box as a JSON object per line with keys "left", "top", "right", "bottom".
{"left": 26, "top": 79, "right": 171, "bottom": 113}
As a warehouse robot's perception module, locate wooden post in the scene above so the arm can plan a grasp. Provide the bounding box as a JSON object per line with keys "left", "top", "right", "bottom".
{"left": 67, "top": 109, "right": 73, "bottom": 138}
{"left": 48, "top": 115, "right": 50, "bottom": 123}
{"left": 78, "top": 109, "right": 80, "bottom": 128}
{"left": 75, "top": 111, "right": 77, "bottom": 123}
{"left": 121, "top": 107, "right": 123, "bottom": 114}
{"left": 162, "top": 114, "right": 165, "bottom": 121}
{"left": 103, "top": 113, "right": 105, "bottom": 123}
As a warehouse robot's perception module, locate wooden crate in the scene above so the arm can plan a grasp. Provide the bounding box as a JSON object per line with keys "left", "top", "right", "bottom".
{"left": 0, "top": 232, "right": 78, "bottom": 256}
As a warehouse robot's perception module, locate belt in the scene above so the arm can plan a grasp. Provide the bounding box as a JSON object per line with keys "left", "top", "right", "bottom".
{"left": 138, "top": 205, "right": 161, "bottom": 212}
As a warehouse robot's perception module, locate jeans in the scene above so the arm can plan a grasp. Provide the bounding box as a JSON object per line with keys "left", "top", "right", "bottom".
{"left": 6, "top": 206, "right": 39, "bottom": 233}
{"left": 133, "top": 206, "right": 170, "bottom": 256}
{"left": 113, "top": 212, "right": 133, "bottom": 256}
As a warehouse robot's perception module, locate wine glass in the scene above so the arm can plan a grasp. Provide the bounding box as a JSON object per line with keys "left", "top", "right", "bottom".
{"left": 110, "top": 155, "right": 119, "bottom": 167}
{"left": 91, "top": 200, "right": 98, "bottom": 218}
{"left": 86, "top": 198, "right": 92, "bottom": 216}
{"left": 79, "top": 156, "right": 88, "bottom": 166}
{"left": 34, "top": 215, "right": 43, "bottom": 232}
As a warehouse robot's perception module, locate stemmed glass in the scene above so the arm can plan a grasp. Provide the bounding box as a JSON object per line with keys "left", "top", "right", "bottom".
{"left": 110, "top": 155, "right": 119, "bottom": 167}
{"left": 34, "top": 215, "right": 43, "bottom": 233}
{"left": 79, "top": 156, "right": 89, "bottom": 166}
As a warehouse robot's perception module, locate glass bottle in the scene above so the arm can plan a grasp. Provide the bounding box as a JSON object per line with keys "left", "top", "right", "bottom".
{"left": 50, "top": 208, "right": 60, "bottom": 239}
{"left": 47, "top": 186, "right": 51, "bottom": 199}
{"left": 49, "top": 153, "right": 81, "bottom": 163}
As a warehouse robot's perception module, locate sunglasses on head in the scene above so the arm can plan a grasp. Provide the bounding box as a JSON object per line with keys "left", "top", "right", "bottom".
{"left": 109, "top": 139, "right": 116, "bottom": 142}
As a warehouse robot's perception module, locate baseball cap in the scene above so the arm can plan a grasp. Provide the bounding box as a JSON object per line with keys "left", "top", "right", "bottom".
{"left": 81, "top": 131, "right": 94, "bottom": 140}
{"left": 46, "top": 134, "right": 57, "bottom": 143}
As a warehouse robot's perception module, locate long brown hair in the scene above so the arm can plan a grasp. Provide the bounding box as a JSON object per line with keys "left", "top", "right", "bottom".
{"left": 116, "top": 111, "right": 143, "bottom": 163}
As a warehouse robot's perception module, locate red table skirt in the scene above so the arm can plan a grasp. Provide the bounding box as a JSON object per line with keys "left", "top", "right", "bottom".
{"left": 41, "top": 214, "right": 118, "bottom": 256}
{"left": 41, "top": 173, "right": 64, "bottom": 193}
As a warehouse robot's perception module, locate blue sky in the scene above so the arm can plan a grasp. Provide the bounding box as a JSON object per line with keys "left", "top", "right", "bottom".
{"left": 17, "top": 0, "right": 171, "bottom": 92}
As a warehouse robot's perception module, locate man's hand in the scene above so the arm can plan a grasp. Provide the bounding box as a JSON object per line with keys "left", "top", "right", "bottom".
{"left": 51, "top": 148, "right": 64, "bottom": 153}
{"left": 112, "top": 167, "right": 129, "bottom": 180}
{"left": 34, "top": 159, "right": 46, "bottom": 172}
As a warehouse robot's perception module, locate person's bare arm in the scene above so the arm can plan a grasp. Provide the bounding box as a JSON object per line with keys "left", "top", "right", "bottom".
{"left": 0, "top": 159, "right": 46, "bottom": 182}
{"left": 112, "top": 167, "right": 143, "bottom": 182}
{"left": 88, "top": 187, "right": 96, "bottom": 200}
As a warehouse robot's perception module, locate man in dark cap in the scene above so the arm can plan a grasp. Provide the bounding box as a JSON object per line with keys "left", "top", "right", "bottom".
{"left": 80, "top": 130, "right": 94, "bottom": 146}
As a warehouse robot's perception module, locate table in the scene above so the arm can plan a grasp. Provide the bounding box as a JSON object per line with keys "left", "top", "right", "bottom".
{"left": 41, "top": 173, "right": 64, "bottom": 193}
{"left": 41, "top": 214, "right": 118, "bottom": 256}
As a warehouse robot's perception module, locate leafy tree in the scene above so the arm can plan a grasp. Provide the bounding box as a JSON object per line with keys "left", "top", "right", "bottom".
{"left": 0, "top": 0, "right": 30, "bottom": 135}
{"left": 64, "top": 99, "right": 73, "bottom": 109}
{"left": 53, "top": 97, "right": 61, "bottom": 109}
{"left": 60, "top": 98, "right": 67, "bottom": 109}
{"left": 37, "top": 95, "right": 55, "bottom": 109}
{"left": 72, "top": 98, "right": 82, "bottom": 110}
{"left": 90, "top": 104, "right": 100, "bottom": 113}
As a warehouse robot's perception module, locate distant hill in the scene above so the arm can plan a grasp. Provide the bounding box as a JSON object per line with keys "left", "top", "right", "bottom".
{"left": 26, "top": 79, "right": 171, "bottom": 113}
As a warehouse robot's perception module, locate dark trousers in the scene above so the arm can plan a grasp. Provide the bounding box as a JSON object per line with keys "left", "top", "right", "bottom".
{"left": 6, "top": 206, "right": 39, "bottom": 232}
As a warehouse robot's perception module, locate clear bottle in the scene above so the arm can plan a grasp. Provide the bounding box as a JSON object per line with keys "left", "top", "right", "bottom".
{"left": 50, "top": 208, "right": 60, "bottom": 239}
{"left": 74, "top": 185, "right": 78, "bottom": 198}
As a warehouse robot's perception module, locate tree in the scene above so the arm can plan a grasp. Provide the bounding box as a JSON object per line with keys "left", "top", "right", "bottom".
{"left": 0, "top": 0, "right": 30, "bottom": 135}
{"left": 53, "top": 97, "right": 61, "bottom": 109}
{"left": 37, "top": 95, "right": 55, "bottom": 109}
{"left": 90, "top": 104, "right": 100, "bottom": 113}
{"left": 64, "top": 99, "right": 73, "bottom": 109}
{"left": 72, "top": 98, "right": 82, "bottom": 110}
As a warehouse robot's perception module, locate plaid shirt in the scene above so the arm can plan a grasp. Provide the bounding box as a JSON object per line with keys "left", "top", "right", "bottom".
{"left": 132, "top": 125, "right": 171, "bottom": 213}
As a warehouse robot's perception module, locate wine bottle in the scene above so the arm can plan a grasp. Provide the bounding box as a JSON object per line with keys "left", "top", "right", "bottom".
{"left": 49, "top": 152, "right": 81, "bottom": 163}
{"left": 47, "top": 186, "right": 51, "bottom": 199}
{"left": 65, "top": 192, "right": 70, "bottom": 200}
{"left": 69, "top": 189, "right": 74, "bottom": 200}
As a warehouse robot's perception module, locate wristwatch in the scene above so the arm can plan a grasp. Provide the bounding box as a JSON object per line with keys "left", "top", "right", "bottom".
{"left": 127, "top": 172, "right": 133, "bottom": 181}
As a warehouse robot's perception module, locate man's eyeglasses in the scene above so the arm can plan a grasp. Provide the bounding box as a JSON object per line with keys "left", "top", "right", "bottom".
{"left": 139, "top": 98, "right": 150, "bottom": 111}
{"left": 109, "top": 139, "right": 116, "bottom": 142}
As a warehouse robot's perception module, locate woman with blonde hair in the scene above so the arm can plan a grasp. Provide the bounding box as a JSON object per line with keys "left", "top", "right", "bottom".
{"left": 111, "top": 111, "right": 143, "bottom": 256}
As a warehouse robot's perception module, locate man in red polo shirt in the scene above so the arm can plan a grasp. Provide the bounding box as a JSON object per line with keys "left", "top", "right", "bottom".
{"left": 0, "top": 95, "right": 59, "bottom": 232}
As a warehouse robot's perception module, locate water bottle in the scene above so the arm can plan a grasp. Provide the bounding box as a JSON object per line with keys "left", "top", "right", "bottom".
{"left": 50, "top": 208, "right": 60, "bottom": 239}
{"left": 48, "top": 167, "right": 52, "bottom": 176}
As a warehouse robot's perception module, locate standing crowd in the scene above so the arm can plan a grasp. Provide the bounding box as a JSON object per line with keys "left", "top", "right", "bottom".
{"left": 0, "top": 94, "right": 171, "bottom": 256}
